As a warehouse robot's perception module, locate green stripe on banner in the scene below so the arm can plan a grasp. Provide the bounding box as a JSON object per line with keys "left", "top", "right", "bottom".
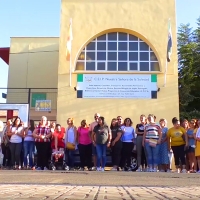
{"left": 151, "top": 74, "right": 157, "bottom": 82}
{"left": 77, "top": 74, "right": 83, "bottom": 82}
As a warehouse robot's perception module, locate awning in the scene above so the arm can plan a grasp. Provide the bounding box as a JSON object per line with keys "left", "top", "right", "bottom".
{"left": 0, "top": 47, "right": 10, "bottom": 65}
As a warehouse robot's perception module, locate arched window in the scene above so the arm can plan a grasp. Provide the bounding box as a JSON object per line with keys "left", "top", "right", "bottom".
{"left": 76, "top": 32, "right": 159, "bottom": 72}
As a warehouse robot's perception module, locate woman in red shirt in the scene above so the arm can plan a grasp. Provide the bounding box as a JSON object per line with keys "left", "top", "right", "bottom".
{"left": 52, "top": 124, "right": 65, "bottom": 150}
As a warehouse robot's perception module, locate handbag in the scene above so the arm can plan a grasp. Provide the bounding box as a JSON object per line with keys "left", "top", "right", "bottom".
{"left": 66, "top": 142, "right": 75, "bottom": 150}
{"left": 65, "top": 127, "right": 75, "bottom": 150}
{"left": 149, "top": 139, "right": 157, "bottom": 147}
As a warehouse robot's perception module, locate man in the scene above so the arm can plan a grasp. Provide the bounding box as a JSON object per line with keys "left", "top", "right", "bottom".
{"left": 89, "top": 113, "right": 100, "bottom": 171}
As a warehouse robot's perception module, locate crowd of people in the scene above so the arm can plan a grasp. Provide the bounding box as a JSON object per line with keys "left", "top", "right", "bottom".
{"left": 0, "top": 113, "right": 200, "bottom": 173}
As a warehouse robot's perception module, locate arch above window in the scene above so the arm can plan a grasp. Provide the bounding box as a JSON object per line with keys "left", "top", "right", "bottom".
{"left": 76, "top": 32, "right": 160, "bottom": 72}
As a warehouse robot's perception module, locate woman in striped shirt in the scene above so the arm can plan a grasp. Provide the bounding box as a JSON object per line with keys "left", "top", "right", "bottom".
{"left": 143, "top": 114, "right": 162, "bottom": 172}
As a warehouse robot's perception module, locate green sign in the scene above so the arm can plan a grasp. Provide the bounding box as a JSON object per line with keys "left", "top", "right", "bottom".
{"left": 31, "top": 93, "right": 46, "bottom": 107}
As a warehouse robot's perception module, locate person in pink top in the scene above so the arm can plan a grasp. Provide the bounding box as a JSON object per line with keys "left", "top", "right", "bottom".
{"left": 89, "top": 113, "right": 100, "bottom": 171}
{"left": 77, "top": 120, "right": 92, "bottom": 171}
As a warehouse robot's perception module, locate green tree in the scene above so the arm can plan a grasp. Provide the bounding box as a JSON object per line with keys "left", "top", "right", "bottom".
{"left": 178, "top": 19, "right": 200, "bottom": 120}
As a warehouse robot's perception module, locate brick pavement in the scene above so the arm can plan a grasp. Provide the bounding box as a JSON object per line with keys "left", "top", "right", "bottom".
{"left": 0, "top": 184, "right": 200, "bottom": 200}
{"left": 0, "top": 171, "right": 200, "bottom": 199}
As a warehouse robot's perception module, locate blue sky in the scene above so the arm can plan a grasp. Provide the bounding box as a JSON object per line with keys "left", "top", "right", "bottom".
{"left": 0, "top": 0, "right": 200, "bottom": 103}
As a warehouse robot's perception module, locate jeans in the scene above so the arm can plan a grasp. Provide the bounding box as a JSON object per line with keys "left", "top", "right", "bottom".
{"left": 96, "top": 144, "right": 107, "bottom": 168}
{"left": 9, "top": 142, "right": 22, "bottom": 166}
{"left": 145, "top": 142, "right": 160, "bottom": 166}
{"left": 65, "top": 149, "right": 75, "bottom": 168}
{"left": 78, "top": 143, "right": 92, "bottom": 169}
{"left": 23, "top": 141, "right": 35, "bottom": 167}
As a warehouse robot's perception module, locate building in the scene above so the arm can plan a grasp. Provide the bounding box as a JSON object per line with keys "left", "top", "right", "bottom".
{"left": 57, "top": 0, "right": 178, "bottom": 126}
{"left": 1, "top": 0, "right": 178, "bottom": 126}
{"left": 0, "top": 37, "right": 59, "bottom": 122}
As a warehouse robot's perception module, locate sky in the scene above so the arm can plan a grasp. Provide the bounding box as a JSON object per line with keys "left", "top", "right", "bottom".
{"left": 0, "top": 0, "right": 200, "bottom": 103}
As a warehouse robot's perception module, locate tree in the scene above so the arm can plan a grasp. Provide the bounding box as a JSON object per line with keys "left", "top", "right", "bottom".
{"left": 178, "top": 20, "right": 200, "bottom": 120}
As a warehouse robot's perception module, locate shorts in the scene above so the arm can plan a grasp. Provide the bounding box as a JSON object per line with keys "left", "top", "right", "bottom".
{"left": 187, "top": 146, "right": 195, "bottom": 153}
{"left": 92, "top": 144, "right": 97, "bottom": 155}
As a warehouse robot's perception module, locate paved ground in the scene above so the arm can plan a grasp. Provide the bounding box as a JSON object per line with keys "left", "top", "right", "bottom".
{"left": 0, "top": 171, "right": 200, "bottom": 199}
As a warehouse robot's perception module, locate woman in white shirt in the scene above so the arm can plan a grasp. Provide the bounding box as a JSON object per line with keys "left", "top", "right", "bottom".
{"left": 23, "top": 120, "right": 35, "bottom": 169}
{"left": 7, "top": 117, "right": 24, "bottom": 170}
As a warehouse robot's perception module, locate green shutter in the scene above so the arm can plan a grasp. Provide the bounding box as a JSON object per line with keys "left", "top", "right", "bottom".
{"left": 151, "top": 74, "right": 157, "bottom": 82}
{"left": 77, "top": 74, "right": 83, "bottom": 82}
{"left": 31, "top": 93, "right": 46, "bottom": 107}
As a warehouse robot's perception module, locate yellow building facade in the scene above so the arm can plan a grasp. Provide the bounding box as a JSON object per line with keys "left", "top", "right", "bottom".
{"left": 7, "top": 37, "right": 59, "bottom": 121}
{"left": 57, "top": 0, "right": 178, "bottom": 126}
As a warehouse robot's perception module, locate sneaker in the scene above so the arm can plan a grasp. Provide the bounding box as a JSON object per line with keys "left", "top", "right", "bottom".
{"left": 149, "top": 168, "right": 153, "bottom": 172}
{"left": 127, "top": 167, "right": 132, "bottom": 172}
{"left": 175, "top": 169, "right": 181, "bottom": 173}
{"left": 136, "top": 168, "right": 142, "bottom": 172}
{"left": 159, "top": 169, "right": 165, "bottom": 172}
{"left": 146, "top": 167, "right": 150, "bottom": 172}
{"left": 91, "top": 166, "right": 97, "bottom": 171}
{"left": 181, "top": 169, "right": 187, "bottom": 173}
{"left": 36, "top": 167, "right": 42, "bottom": 171}
{"left": 43, "top": 167, "right": 49, "bottom": 171}
{"left": 110, "top": 167, "right": 117, "bottom": 171}
{"left": 97, "top": 167, "right": 101, "bottom": 171}
{"left": 166, "top": 169, "right": 171, "bottom": 173}
{"left": 153, "top": 168, "right": 158, "bottom": 172}
{"left": 101, "top": 168, "right": 105, "bottom": 172}
{"left": 79, "top": 167, "right": 84, "bottom": 171}
{"left": 64, "top": 165, "right": 69, "bottom": 171}
{"left": 196, "top": 170, "right": 200, "bottom": 173}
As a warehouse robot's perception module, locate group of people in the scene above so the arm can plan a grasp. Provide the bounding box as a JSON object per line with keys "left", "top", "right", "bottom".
{"left": 0, "top": 113, "right": 200, "bottom": 174}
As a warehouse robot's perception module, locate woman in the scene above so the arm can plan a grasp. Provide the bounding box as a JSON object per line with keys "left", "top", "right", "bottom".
{"left": 110, "top": 118, "right": 122, "bottom": 171}
{"left": 136, "top": 115, "right": 147, "bottom": 172}
{"left": 52, "top": 124, "right": 65, "bottom": 150}
{"left": 181, "top": 119, "right": 189, "bottom": 131}
{"left": 77, "top": 120, "right": 92, "bottom": 171}
{"left": 159, "top": 119, "right": 169, "bottom": 172}
{"left": 23, "top": 120, "right": 35, "bottom": 169}
{"left": 33, "top": 116, "right": 52, "bottom": 170}
{"left": 194, "top": 119, "right": 200, "bottom": 173}
{"left": 64, "top": 118, "right": 77, "bottom": 170}
{"left": 0, "top": 120, "right": 4, "bottom": 166}
{"left": 1, "top": 119, "right": 12, "bottom": 168}
{"left": 117, "top": 116, "right": 123, "bottom": 127}
{"left": 167, "top": 117, "right": 188, "bottom": 173}
{"left": 120, "top": 118, "right": 135, "bottom": 171}
{"left": 181, "top": 119, "right": 190, "bottom": 171}
{"left": 187, "top": 119, "right": 197, "bottom": 173}
{"left": 142, "top": 114, "right": 162, "bottom": 172}
{"left": 7, "top": 117, "right": 24, "bottom": 170}
{"left": 52, "top": 124, "right": 65, "bottom": 163}
{"left": 93, "top": 116, "right": 111, "bottom": 171}
{"left": 48, "top": 122, "right": 56, "bottom": 161}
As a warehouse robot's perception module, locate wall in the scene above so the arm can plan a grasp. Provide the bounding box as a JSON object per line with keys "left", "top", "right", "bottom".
{"left": 7, "top": 37, "right": 59, "bottom": 120}
{"left": 57, "top": 0, "right": 178, "bottom": 127}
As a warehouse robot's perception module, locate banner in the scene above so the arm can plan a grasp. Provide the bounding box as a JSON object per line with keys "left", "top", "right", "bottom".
{"left": 77, "top": 74, "right": 158, "bottom": 99}
{"left": 35, "top": 100, "right": 51, "bottom": 111}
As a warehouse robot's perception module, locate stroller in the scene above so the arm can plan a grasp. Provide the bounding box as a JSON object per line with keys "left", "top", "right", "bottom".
{"left": 49, "top": 148, "right": 69, "bottom": 171}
